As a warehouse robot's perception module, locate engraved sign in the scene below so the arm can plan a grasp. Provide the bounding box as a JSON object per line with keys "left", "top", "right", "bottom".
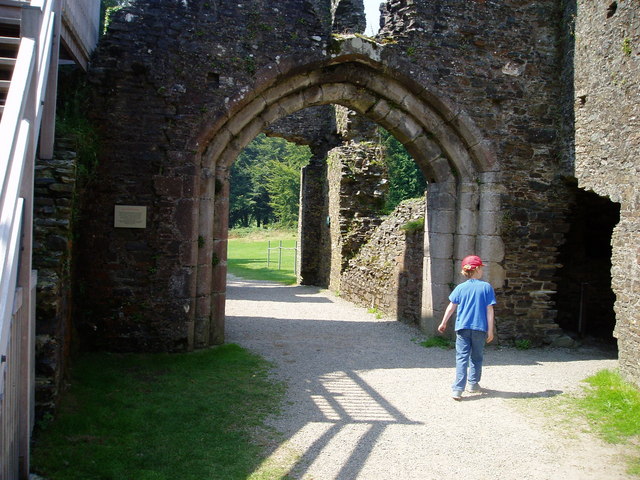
{"left": 114, "top": 205, "right": 147, "bottom": 228}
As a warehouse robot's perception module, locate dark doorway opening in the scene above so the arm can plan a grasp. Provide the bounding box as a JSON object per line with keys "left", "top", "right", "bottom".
{"left": 556, "top": 187, "right": 620, "bottom": 346}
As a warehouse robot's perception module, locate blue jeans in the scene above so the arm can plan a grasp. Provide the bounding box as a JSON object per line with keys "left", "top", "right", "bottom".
{"left": 453, "top": 329, "right": 487, "bottom": 392}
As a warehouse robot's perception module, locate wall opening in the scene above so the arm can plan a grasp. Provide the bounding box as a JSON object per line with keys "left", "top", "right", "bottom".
{"left": 555, "top": 187, "right": 620, "bottom": 346}
{"left": 197, "top": 49, "right": 501, "bottom": 343}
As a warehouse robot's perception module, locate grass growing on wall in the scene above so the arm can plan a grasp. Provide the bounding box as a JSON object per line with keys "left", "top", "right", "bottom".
{"left": 227, "top": 229, "right": 298, "bottom": 285}
{"left": 31, "top": 344, "right": 286, "bottom": 480}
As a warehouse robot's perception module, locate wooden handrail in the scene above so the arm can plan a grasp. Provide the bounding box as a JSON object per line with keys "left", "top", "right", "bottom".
{"left": 0, "top": 38, "right": 35, "bottom": 196}
{"left": 0, "top": 1, "right": 56, "bottom": 477}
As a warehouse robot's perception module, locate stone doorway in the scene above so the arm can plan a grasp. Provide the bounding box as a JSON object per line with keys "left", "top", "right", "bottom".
{"left": 555, "top": 187, "right": 620, "bottom": 345}
{"left": 196, "top": 38, "right": 504, "bottom": 345}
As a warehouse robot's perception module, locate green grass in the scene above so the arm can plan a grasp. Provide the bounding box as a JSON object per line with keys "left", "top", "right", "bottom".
{"left": 31, "top": 344, "right": 287, "bottom": 480}
{"left": 534, "top": 368, "right": 640, "bottom": 477}
{"left": 418, "top": 336, "right": 454, "bottom": 349}
{"left": 570, "top": 369, "right": 640, "bottom": 476}
{"left": 228, "top": 230, "right": 298, "bottom": 285}
{"left": 575, "top": 369, "right": 640, "bottom": 445}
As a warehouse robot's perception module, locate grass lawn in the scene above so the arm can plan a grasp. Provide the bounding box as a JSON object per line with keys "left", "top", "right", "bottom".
{"left": 31, "top": 344, "right": 286, "bottom": 480}
{"left": 572, "top": 369, "right": 640, "bottom": 475}
{"left": 227, "top": 230, "right": 298, "bottom": 285}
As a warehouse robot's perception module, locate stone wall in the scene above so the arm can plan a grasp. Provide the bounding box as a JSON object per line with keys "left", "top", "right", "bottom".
{"left": 33, "top": 138, "right": 77, "bottom": 416}
{"left": 378, "top": 0, "right": 574, "bottom": 342}
{"left": 573, "top": 0, "right": 640, "bottom": 385}
{"left": 341, "top": 197, "right": 425, "bottom": 324}
{"left": 75, "top": 0, "right": 640, "bottom": 363}
{"left": 80, "top": 0, "right": 571, "bottom": 348}
{"left": 79, "top": 0, "right": 331, "bottom": 351}
{"left": 326, "top": 140, "right": 387, "bottom": 291}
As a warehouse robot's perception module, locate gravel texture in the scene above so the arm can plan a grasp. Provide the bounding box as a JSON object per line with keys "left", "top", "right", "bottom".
{"left": 226, "top": 276, "right": 631, "bottom": 480}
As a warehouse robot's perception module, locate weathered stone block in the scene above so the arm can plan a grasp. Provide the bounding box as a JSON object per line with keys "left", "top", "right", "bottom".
{"left": 426, "top": 232, "right": 454, "bottom": 259}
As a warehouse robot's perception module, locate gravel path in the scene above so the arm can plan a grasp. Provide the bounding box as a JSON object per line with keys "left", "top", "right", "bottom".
{"left": 226, "top": 276, "right": 631, "bottom": 480}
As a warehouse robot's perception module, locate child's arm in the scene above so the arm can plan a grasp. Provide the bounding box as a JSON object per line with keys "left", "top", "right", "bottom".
{"left": 437, "top": 302, "right": 458, "bottom": 333}
{"left": 486, "top": 305, "right": 495, "bottom": 343}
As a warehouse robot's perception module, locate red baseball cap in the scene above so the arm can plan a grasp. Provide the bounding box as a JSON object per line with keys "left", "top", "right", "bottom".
{"left": 461, "top": 255, "right": 484, "bottom": 270}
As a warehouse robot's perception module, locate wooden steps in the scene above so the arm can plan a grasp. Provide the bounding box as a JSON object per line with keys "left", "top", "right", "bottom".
{"left": 0, "top": 17, "right": 20, "bottom": 118}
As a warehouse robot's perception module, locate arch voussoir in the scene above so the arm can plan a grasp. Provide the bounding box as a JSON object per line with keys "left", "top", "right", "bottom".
{"left": 196, "top": 54, "right": 501, "bottom": 346}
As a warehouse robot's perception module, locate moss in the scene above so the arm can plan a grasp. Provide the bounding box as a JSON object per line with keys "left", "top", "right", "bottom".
{"left": 400, "top": 217, "right": 424, "bottom": 234}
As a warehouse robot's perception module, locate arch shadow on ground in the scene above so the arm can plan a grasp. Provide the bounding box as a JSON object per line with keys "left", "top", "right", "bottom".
{"left": 225, "top": 277, "right": 619, "bottom": 479}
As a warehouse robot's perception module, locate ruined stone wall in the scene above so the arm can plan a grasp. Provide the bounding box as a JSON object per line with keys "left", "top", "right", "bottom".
{"left": 341, "top": 197, "right": 425, "bottom": 324}
{"left": 80, "top": 0, "right": 329, "bottom": 351}
{"left": 573, "top": 0, "right": 640, "bottom": 385}
{"left": 326, "top": 140, "right": 387, "bottom": 290}
{"left": 378, "top": 0, "right": 572, "bottom": 342}
{"left": 79, "top": 0, "right": 585, "bottom": 351}
{"left": 33, "top": 138, "right": 77, "bottom": 415}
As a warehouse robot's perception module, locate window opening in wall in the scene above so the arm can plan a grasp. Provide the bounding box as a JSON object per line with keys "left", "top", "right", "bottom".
{"left": 555, "top": 188, "right": 620, "bottom": 348}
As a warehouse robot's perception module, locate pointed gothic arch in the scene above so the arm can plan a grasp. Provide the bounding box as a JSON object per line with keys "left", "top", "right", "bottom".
{"left": 189, "top": 37, "right": 505, "bottom": 344}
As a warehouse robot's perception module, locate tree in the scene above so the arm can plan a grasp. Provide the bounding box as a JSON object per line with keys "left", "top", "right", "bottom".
{"left": 380, "top": 129, "right": 428, "bottom": 212}
{"left": 230, "top": 134, "right": 311, "bottom": 228}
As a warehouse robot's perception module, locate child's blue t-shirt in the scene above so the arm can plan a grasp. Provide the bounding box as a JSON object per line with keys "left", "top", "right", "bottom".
{"left": 449, "top": 278, "right": 497, "bottom": 332}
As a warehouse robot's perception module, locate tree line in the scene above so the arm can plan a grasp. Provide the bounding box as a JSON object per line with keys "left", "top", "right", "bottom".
{"left": 229, "top": 130, "right": 427, "bottom": 229}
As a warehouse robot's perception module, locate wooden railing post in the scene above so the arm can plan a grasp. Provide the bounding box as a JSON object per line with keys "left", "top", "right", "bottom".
{"left": 38, "top": 0, "right": 61, "bottom": 160}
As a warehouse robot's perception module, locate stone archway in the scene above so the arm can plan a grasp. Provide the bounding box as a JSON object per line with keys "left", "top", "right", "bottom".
{"left": 191, "top": 36, "right": 504, "bottom": 344}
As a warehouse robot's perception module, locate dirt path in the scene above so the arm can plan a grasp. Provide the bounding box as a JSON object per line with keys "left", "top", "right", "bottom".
{"left": 225, "top": 276, "right": 632, "bottom": 480}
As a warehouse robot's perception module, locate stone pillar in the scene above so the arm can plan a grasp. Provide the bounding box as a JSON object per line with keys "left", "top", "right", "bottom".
{"left": 476, "top": 172, "right": 506, "bottom": 288}
{"left": 210, "top": 166, "right": 230, "bottom": 345}
{"left": 298, "top": 157, "right": 326, "bottom": 285}
{"left": 453, "top": 181, "right": 480, "bottom": 267}
{"left": 421, "top": 178, "right": 456, "bottom": 335}
{"left": 194, "top": 166, "right": 215, "bottom": 348}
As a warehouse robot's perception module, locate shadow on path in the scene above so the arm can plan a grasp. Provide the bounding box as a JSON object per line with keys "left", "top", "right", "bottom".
{"left": 225, "top": 277, "right": 621, "bottom": 480}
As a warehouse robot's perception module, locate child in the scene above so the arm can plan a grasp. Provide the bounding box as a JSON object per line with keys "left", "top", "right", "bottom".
{"left": 437, "top": 255, "right": 496, "bottom": 400}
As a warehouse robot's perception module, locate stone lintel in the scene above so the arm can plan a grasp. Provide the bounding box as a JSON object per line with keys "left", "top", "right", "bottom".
{"left": 367, "top": 74, "right": 407, "bottom": 107}
{"left": 470, "top": 139, "right": 499, "bottom": 172}
{"left": 438, "top": 126, "right": 476, "bottom": 180}
{"left": 302, "top": 84, "right": 324, "bottom": 106}
{"left": 277, "top": 90, "right": 307, "bottom": 117}
{"left": 401, "top": 92, "right": 447, "bottom": 135}
{"left": 344, "top": 87, "right": 378, "bottom": 114}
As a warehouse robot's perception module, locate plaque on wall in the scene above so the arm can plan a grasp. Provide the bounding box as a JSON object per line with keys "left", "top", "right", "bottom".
{"left": 114, "top": 205, "right": 147, "bottom": 228}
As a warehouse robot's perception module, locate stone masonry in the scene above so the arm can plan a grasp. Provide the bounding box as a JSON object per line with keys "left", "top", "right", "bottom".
{"left": 33, "top": 138, "right": 77, "bottom": 416}
{"left": 325, "top": 139, "right": 387, "bottom": 291}
{"left": 341, "top": 197, "right": 425, "bottom": 325}
{"left": 67, "top": 0, "right": 640, "bottom": 386}
{"left": 573, "top": 0, "right": 640, "bottom": 385}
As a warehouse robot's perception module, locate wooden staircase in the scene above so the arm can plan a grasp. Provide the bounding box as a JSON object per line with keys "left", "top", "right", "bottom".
{"left": 0, "top": 16, "right": 20, "bottom": 118}
{"left": 0, "top": 2, "right": 49, "bottom": 477}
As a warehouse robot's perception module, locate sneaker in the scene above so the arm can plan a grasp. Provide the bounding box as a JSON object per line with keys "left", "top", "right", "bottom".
{"left": 452, "top": 390, "right": 462, "bottom": 400}
{"left": 468, "top": 383, "right": 481, "bottom": 393}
